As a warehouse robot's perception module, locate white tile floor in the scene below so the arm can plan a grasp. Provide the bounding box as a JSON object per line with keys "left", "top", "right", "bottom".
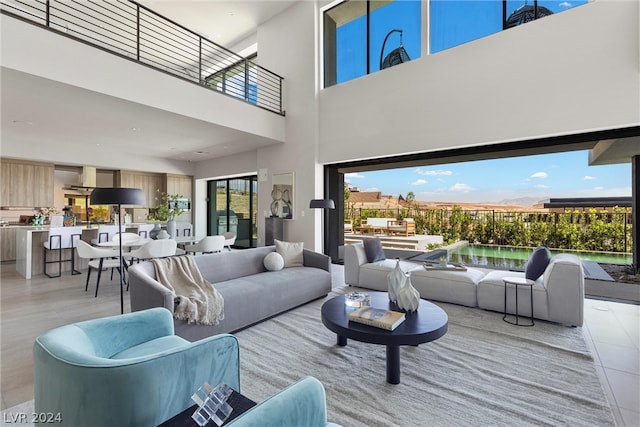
{"left": 581, "top": 298, "right": 640, "bottom": 426}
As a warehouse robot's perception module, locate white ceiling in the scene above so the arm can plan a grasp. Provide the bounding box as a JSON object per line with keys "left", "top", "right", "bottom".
{"left": 1, "top": 1, "right": 296, "bottom": 165}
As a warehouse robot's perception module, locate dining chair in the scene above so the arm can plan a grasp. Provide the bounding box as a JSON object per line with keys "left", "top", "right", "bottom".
{"left": 43, "top": 226, "right": 82, "bottom": 278}
{"left": 75, "top": 240, "right": 123, "bottom": 297}
{"left": 125, "top": 239, "right": 178, "bottom": 264}
{"left": 223, "top": 232, "right": 236, "bottom": 251}
{"left": 183, "top": 236, "right": 225, "bottom": 255}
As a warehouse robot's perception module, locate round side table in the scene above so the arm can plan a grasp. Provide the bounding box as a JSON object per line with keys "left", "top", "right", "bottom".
{"left": 502, "top": 276, "right": 535, "bottom": 326}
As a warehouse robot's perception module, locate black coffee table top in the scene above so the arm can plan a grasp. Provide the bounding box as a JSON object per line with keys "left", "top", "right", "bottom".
{"left": 321, "top": 291, "right": 448, "bottom": 346}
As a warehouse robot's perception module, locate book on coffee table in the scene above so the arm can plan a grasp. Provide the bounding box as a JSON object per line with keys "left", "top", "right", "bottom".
{"left": 348, "top": 307, "right": 406, "bottom": 331}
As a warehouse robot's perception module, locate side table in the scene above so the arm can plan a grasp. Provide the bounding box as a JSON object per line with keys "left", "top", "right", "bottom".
{"left": 158, "top": 390, "right": 256, "bottom": 427}
{"left": 502, "top": 276, "right": 535, "bottom": 326}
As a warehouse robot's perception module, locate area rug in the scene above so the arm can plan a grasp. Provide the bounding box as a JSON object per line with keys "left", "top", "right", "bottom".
{"left": 234, "top": 287, "right": 614, "bottom": 427}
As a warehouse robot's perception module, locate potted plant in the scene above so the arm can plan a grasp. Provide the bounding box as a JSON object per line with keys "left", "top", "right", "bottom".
{"left": 151, "top": 190, "right": 185, "bottom": 238}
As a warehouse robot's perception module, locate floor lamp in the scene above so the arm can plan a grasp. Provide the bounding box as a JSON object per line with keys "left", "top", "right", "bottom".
{"left": 309, "top": 199, "right": 335, "bottom": 255}
{"left": 90, "top": 187, "right": 146, "bottom": 314}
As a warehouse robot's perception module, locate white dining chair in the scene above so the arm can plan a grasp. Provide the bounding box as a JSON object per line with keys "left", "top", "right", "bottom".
{"left": 43, "top": 226, "right": 82, "bottom": 278}
{"left": 183, "top": 236, "right": 225, "bottom": 255}
{"left": 223, "top": 232, "right": 236, "bottom": 251}
{"left": 124, "top": 239, "right": 178, "bottom": 264}
{"left": 175, "top": 222, "right": 193, "bottom": 237}
{"left": 75, "top": 240, "right": 122, "bottom": 297}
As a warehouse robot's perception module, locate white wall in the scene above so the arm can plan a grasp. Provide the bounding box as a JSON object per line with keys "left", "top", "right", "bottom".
{"left": 255, "top": 1, "right": 322, "bottom": 250}
{"left": 318, "top": 0, "right": 640, "bottom": 164}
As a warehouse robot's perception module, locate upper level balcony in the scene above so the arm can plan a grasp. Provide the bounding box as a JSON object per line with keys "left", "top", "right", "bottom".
{"left": 0, "top": 0, "right": 284, "bottom": 116}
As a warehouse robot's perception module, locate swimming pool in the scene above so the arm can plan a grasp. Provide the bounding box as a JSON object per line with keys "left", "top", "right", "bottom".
{"left": 446, "top": 244, "right": 632, "bottom": 270}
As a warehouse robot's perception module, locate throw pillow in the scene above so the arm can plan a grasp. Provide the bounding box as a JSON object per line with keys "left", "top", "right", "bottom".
{"left": 525, "top": 245, "right": 552, "bottom": 281}
{"left": 264, "top": 252, "right": 285, "bottom": 271}
{"left": 274, "top": 239, "right": 304, "bottom": 267}
{"left": 363, "top": 237, "right": 385, "bottom": 263}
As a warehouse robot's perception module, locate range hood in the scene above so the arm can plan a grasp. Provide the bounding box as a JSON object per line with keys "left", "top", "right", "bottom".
{"left": 63, "top": 166, "right": 96, "bottom": 192}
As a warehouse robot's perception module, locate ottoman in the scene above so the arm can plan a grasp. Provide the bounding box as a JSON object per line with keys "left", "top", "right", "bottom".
{"left": 409, "top": 266, "right": 487, "bottom": 307}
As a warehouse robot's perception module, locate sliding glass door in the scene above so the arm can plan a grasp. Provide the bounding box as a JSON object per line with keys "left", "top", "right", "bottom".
{"left": 207, "top": 176, "right": 257, "bottom": 249}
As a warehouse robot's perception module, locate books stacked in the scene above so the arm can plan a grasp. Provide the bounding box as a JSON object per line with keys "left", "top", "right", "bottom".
{"left": 348, "top": 307, "right": 406, "bottom": 331}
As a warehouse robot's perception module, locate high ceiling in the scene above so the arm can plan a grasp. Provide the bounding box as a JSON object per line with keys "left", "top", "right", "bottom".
{"left": 1, "top": 1, "right": 296, "bottom": 164}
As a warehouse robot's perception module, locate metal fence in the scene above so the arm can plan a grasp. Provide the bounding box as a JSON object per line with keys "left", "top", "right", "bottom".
{"left": 346, "top": 206, "right": 633, "bottom": 253}
{"left": 1, "top": 0, "right": 284, "bottom": 115}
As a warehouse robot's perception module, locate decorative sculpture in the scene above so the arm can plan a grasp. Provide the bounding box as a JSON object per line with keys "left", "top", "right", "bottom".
{"left": 396, "top": 273, "right": 420, "bottom": 312}
{"left": 387, "top": 258, "right": 406, "bottom": 303}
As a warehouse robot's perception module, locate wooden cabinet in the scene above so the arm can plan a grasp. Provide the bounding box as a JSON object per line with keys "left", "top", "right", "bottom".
{"left": 0, "top": 159, "right": 54, "bottom": 207}
{"left": 166, "top": 174, "right": 193, "bottom": 199}
{"left": 115, "top": 171, "right": 163, "bottom": 208}
{"left": 0, "top": 227, "right": 17, "bottom": 261}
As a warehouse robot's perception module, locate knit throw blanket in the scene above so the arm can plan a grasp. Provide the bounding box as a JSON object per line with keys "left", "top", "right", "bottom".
{"left": 151, "top": 255, "right": 224, "bottom": 326}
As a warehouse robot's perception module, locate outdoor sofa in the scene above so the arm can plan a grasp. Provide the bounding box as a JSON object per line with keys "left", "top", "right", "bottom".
{"left": 344, "top": 241, "right": 584, "bottom": 326}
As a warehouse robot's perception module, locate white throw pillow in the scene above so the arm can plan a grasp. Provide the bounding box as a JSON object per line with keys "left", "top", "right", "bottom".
{"left": 274, "top": 239, "right": 304, "bottom": 267}
{"left": 264, "top": 252, "right": 285, "bottom": 271}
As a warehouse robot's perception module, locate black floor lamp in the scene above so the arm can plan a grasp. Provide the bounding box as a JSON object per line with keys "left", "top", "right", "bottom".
{"left": 309, "top": 199, "right": 335, "bottom": 255}
{"left": 90, "top": 188, "right": 146, "bottom": 314}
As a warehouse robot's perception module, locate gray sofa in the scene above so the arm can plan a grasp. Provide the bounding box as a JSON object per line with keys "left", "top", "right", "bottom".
{"left": 128, "top": 246, "right": 332, "bottom": 341}
{"left": 345, "top": 242, "right": 584, "bottom": 326}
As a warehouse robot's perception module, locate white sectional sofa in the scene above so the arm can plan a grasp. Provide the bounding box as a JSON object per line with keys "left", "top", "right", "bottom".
{"left": 344, "top": 242, "right": 584, "bottom": 326}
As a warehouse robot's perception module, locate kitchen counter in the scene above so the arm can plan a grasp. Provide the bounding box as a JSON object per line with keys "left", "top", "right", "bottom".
{"left": 14, "top": 224, "right": 158, "bottom": 278}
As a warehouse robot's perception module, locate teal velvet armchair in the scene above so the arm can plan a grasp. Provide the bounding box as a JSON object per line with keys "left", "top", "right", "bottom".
{"left": 227, "top": 376, "right": 342, "bottom": 427}
{"left": 33, "top": 307, "right": 240, "bottom": 427}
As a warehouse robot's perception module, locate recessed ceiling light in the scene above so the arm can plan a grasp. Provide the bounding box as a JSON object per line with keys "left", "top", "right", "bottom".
{"left": 12, "top": 120, "right": 33, "bottom": 125}
{"left": 227, "top": 11, "right": 235, "bottom": 16}
{"left": 131, "top": 127, "right": 138, "bottom": 131}
{"left": 194, "top": 151, "right": 209, "bottom": 155}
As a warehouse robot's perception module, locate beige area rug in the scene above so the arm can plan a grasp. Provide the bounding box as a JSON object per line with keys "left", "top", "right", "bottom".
{"left": 2, "top": 287, "right": 613, "bottom": 427}
{"left": 235, "top": 287, "right": 614, "bottom": 427}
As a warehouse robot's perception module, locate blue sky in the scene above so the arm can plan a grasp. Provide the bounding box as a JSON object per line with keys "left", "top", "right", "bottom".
{"left": 345, "top": 151, "right": 631, "bottom": 204}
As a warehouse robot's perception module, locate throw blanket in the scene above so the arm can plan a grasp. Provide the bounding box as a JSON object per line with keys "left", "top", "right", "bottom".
{"left": 151, "top": 255, "right": 224, "bottom": 326}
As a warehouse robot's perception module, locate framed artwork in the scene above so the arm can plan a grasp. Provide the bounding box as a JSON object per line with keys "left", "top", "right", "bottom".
{"left": 271, "top": 172, "right": 294, "bottom": 219}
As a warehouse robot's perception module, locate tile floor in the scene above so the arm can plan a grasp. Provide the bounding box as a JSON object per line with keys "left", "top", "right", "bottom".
{"left": 1, "top": 261, "right": 638, "bottom": 425}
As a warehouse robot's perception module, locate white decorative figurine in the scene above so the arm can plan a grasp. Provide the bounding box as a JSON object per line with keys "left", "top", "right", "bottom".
{"left": 387, "top": 258, "right": 406, "bottom": 303}
{"left": 396, "top": 273, "right": 420, "bottom": 312}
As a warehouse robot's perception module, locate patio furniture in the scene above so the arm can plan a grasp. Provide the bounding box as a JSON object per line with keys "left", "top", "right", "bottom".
{"left": 387, "top": 218, "right": 416, "bottom": 236}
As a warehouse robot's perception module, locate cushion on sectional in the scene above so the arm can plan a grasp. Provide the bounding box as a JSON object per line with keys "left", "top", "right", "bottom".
{"left": 363, "top": 237, "right": 385, "bottom": 263}
{"left": 275, "top": 240, "right": 304, "bottom": 267}
{"left": 525, "top": 246, "right": 551, "bottom": 281}
{"left": 264, "top": 252, "right": 285, "bottom": 271}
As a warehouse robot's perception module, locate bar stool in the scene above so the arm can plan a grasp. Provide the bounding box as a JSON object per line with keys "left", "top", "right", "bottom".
{"left": 136, "top": 223, "right": 155, "bottom": 238}
{"left": 43, "top": 226, "right": 82, "bottom": 278}
{"left": 176, "top": 222, "right": 192, "bottom": 237}
{"left": 90, "top": 224, "right": 125, "bottom": 245}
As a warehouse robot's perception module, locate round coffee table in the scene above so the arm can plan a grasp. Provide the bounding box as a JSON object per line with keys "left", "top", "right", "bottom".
{"left": 321, "top": 291, "right": 448, "bottom": 384}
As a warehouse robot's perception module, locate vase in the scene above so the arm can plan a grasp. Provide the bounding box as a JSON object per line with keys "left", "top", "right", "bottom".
{"left": 166, "top": 219, "right": 177, "bottom": 239}
{"left": 149, "top": 223, "right": 161, "bottom": 240}
{"left": 387, "top": 258, "right": 405, "bottom": 303}
{"left": 396, "top": 273, "right": 420, "bottom": 312}
{"left": 156, "top": 230, "right": 170, "bottom": 240}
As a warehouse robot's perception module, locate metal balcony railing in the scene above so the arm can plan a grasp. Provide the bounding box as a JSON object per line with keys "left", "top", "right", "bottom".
{"left": 1, "top": 0, "right": 285, "bottom": 115}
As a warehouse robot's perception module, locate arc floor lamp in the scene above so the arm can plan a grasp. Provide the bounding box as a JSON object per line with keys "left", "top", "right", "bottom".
{"left": 90, "top": 187, "right": 146, "bottom": 314}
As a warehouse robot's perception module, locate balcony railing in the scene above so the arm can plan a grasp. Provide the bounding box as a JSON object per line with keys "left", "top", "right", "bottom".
{"left": 1, "top": 0, "right": 284, "bottom": 115}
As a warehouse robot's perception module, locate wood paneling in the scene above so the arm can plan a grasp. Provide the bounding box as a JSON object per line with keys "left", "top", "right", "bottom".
{"left": 0, "top": 159, "right": 54, "bottom": 207}
{"left": 0, "top": 228, "right": 16, "bottom": 261}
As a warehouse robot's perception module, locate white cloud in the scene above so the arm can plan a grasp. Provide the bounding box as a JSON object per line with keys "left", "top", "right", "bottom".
{"left": 530, "top": 172, "right": 548, "bottom": 179}
{"left": 450, "top": 183, "right": 474, "bottom": 192}
{"left": 534, "top": 184, "right": 550, "bottom": 189}
{"left": 416, "top": 168, "right": 453, "bottom": 176}
{"left": 584, "top": 175, "right": 596, "bottom": 180}
{"left": 593, "top": 186, "right": 604, "bottom": 191}
{"left": 364, "top": 187, "right": 380, "bottom": 192}
{"left": 559, "top": 1, "right": 572, "bottom": 8}
{"left": 345, "top": 172, "right": 365, "bottom": 179}
{"left": 411, "top": 179, "right": 428, "bottom": 186}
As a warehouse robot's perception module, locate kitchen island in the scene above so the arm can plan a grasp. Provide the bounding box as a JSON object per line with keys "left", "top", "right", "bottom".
{"left": 14, "top": 224, "right": 149, "bottom": 278}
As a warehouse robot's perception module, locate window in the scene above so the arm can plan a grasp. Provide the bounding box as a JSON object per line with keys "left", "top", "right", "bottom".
{"left": 324, "top": 0, "right": 421, "bottom": 88}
